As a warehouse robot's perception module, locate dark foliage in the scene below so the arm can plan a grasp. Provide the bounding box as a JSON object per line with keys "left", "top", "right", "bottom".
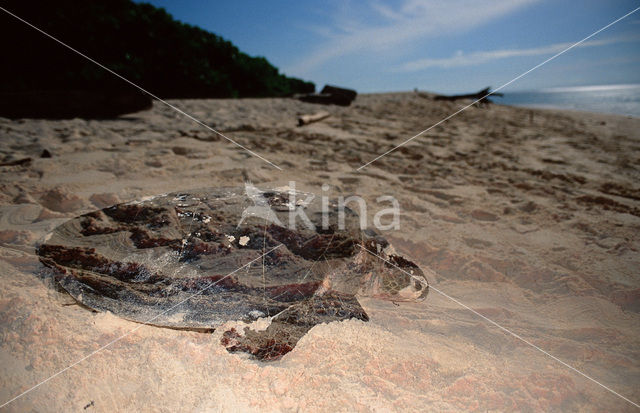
{"left": 0, "top": 0, "right": 315, "bottom": 98}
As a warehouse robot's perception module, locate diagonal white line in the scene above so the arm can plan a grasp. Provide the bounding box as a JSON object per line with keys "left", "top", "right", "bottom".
{"left": 0, "top": 6, "right": 283, "bottom": 171}
{"left": 358, "top": 245, "right": 640, "bottom": 409}
{"left": 0, "top": 244, "right": 283, "bottom": 409}
{"left": 357, "top": 5, "right": 640, "bottom": 171}
{"left": 268, "top": 232, "right": 338, "bottom": 303}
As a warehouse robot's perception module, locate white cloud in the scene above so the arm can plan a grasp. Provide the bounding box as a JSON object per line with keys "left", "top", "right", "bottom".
{"left": 395, "top": 34, "right": 640, "bottom": 71}
{"left": 286, "top": 0, "right": 539, "bottom": 75}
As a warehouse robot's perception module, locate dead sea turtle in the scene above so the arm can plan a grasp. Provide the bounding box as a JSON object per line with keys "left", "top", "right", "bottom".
{"left": 37, "top": 185, "right": 428, "bottom": 360}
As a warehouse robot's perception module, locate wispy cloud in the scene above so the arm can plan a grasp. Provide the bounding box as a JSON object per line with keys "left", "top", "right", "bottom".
{"left": 395, "top": 34, "right": 640, "bottom": 71}
{"left": 286, "top": 0, "right": 539, "bottom": 75}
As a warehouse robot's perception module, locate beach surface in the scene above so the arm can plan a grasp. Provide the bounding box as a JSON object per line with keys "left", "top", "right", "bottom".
{"left": 0, "top": 92, "right": 639, "bottom": 411}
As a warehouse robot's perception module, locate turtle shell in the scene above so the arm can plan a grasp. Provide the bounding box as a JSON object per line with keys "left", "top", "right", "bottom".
{"left": 37, "top": 186, "right": 428, "bottom": 360}
{"left": 37, "top": 186, "right": 372, "bottom": 327}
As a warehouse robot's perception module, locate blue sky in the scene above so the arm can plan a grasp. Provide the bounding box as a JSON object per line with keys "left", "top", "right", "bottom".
{"left": 138, "top": 0, "right": 640, "bottom": 93}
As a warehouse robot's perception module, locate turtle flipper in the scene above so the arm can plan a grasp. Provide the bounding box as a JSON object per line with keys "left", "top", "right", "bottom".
{"left": 221, "top": 292, "right": 368, "bottom": 361}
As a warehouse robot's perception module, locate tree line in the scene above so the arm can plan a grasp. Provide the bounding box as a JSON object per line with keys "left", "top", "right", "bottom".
{"left": 1, "top": 0, "right": 315, "bottom": 98}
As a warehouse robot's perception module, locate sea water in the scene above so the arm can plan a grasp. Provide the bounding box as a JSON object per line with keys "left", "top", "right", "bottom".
{"left": 500, "top": 84, "right": 640, "bottom": 117}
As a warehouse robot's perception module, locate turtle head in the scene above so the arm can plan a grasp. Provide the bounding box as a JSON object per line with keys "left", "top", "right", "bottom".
{"left": 369, "top": 254, "right": 429, "bottom": 301}
{"left": 356, "top": 240, "right": 429, "bottom": 302}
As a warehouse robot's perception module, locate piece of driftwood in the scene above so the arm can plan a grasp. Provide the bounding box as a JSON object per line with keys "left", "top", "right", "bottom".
{"left": 0, "top": 157, "right": 32, "bottom": 167}
{"left": 434, "top": 87, "right": 503, "bottom": 106}
{"left": 296, "top": 93, "right": 334, "bottom": 105}
{"left": 321, "top": 85, "right": 357, "bottom": 104}
{"left": 0, "top": 89, "right": 152, "bottom": 119}
{"left": 296, "top": 85, "right": 357, "bottom": 106}
{"left": 298, "top": 111, "right": 330, "bottom": 126}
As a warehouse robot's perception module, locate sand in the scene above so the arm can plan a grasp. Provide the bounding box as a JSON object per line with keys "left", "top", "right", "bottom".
{"left": 0, "top": 92, "right": 639, "bottom": 411}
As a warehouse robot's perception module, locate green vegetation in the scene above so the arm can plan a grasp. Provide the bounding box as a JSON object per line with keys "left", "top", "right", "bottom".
{"left": 1, "top": 0, "right": 315, "bottom": 98}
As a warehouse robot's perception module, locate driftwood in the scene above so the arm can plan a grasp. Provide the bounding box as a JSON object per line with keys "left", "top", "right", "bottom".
{"left": 434, "top": 87, "right": 503, "bottom": 106}
{"left": 0, "top": 157, "right": 31, "bottom": 167}
{"left": 296, "top": 85, "right": 357, "bottom": 106}
{"left": 320, "top": 85, "right": 357, "bottom": 103}
{"left": 298, "top": 111, "right": 330, "bottom": 126}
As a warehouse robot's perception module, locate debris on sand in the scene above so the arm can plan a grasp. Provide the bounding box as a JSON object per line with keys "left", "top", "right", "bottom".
{"left": 0, "top": 157, "right": 31, "bottom": 167}
{"left": 297, "top": 111, "right": 330, "bottom": 126}
{"left": 296, "top": 85, "right": 357, "bottom": 106}
{"left": 433, "top": 86, "right": 503, "bottom": 107}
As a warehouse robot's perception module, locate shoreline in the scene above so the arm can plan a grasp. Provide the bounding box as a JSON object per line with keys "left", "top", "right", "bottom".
{"left": 497, "top": 101, "right": 639, "bottom": 119}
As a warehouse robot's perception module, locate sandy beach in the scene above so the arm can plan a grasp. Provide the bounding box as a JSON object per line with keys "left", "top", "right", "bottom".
{"left": 1, "top": 92, "right": 639, "bottom": 411}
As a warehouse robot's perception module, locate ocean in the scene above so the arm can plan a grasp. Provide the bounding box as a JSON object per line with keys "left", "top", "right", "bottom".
{"left": 500, "top": 84, "right": 640, "bottom": 117}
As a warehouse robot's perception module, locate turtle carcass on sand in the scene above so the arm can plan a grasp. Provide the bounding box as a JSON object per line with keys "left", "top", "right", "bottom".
{"left": 37, "top": 186, "right": 429, "bottom": 361}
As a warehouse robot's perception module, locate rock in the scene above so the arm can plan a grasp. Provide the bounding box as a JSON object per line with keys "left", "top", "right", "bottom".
{"left": 519, "top": 201, "right": 537, "bottom": 213}
{"left": 89, "top": 193, "right": 120, "bottom": 209}
{"left": 35, "top": 207, "right": 68, "bottom": 221}
{"left": 39, "top": 187, "right": 84, "bottom": 212}
{"left": 513, "top": 224, "right": 538, "bottom": 234}
{"left": 434, "top": 214, "right": 465, "bottom": 224}
{"left": 172, "top": 146, "right": 190, "bottom": 156}
{"left": 463, "top": 238, "right": 493, "bottom": 249}
{"left": 471, "top": 210, "right": 499, "bottom": 222}
{"left": 594, "top": 237, "right": 621, "bottom": 250}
